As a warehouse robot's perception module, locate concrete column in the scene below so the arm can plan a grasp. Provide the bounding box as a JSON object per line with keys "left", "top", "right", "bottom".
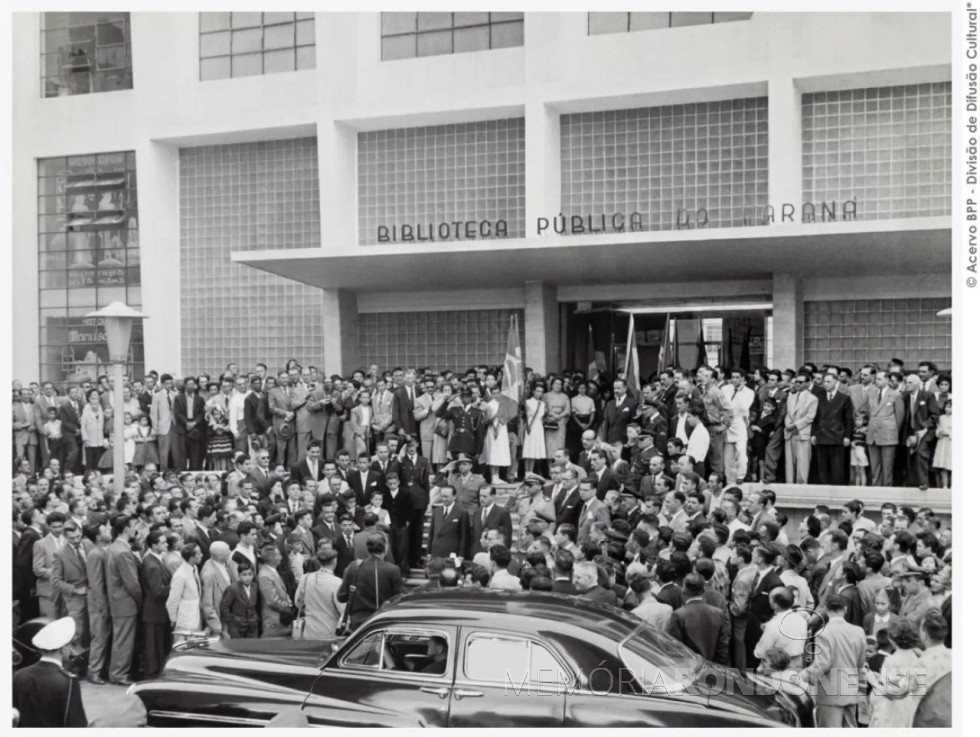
{"left": 317, "top": 121, "right": 358, "bottom": 249}
{"left": 322, "top": 289, "right": 359, "bottom": 376}
{"left": 524, "top": 281, "right": 559, "bottom": 375}
{"left": 524, "top": 102, "right": 562, "bottom": 236}
{"left": 768, "top": 76, "right": 803, "bottom": 222}
{"left": 772, "top": 274, "right": 803, "bottom": 370}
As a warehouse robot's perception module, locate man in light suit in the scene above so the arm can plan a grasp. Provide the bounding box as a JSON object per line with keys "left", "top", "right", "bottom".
{"left": 810, "top": 373, "right": 855, "bottom": 486}
{"left": 50, "top": 520, "right": 91, "bottom": 656}
{"left": 13, "top": 389, "right": 39, "bottom": 471}
{"left": 286, "top": 368, "right": 310, "bottom": 466}
{"left": 59, "top": 386, "right": 84, "bottom": 474}
{"left": 802, "top": 594, "right": 868, "bottom": 727}
{"left": 783, "top": 373, "right": 819, "bottom": 484}
{"left": 150, "top": 374, "right": 176, "bottom": 471}
{"left": 105, "top": 515, "right": 141, "bottom": 685}
{"left": 867, "top": 371, "right": 905, "bottom": 486}
{"left": 166, "top": 543, "right": 204, "bottom": 640}
{"left": 32, "top": 511, "right": 67, "bottom": 618}
{"left": 848, "top": 365, "right": 876, "bottom": 421}
{"left": 84, "top": 517, "right": 112, "bottom": 684}
{"left": 34, "top": 382, "right": 63, "bottom": 469}
{"left": 902, "top": 374, "right": 941, "bottom": 489}
{"left": 141, "top": 530, "right": 173, "bottom": 679}
{"left": 257, "top": 544, "right": 293, "bottom": 638}
{"left": 413, "top": 378, "right": 441, "bottom": 462}
{"left": 577, "top": 478, "right": 610, "bottom": 543}
{"left": 470, "top": 485, "right": 514, "bottom": 557}
{"left": 267, "top": 372, "right": 295, "bottom": 469}
{"left": 200, "top": 541, "right": 233, "bottom": 637}
{"left": 428, "top": 487, "right": 470, "bottom": 560}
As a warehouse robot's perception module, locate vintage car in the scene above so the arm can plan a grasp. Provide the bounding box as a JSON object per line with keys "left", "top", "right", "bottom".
{"left": 128, "top": 588, "right": 813, "bottom": 727}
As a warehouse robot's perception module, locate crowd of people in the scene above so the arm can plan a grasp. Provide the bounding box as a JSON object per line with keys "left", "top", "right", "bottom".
{"left": 11, "top": 358, "right": 952, "bottom": 728}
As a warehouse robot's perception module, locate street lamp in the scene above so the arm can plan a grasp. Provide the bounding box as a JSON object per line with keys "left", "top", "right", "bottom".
{"left": 86, "top": 302, "right": 147, "bottom": 495}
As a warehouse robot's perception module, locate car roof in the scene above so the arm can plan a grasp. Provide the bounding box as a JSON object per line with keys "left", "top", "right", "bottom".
{"left": 376, "top": 588, "right": 639, "bottom": 641}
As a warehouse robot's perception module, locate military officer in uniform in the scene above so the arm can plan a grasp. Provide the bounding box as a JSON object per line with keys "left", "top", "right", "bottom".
{"left": 12, "top": 617, "right": 88, "bottom": 728}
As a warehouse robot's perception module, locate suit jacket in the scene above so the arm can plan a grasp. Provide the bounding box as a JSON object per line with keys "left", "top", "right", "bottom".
{"left": 429, "top": 503, "right": 470, "bottom": 559}
{"left": 166, "top": 562, "right": 202, "bottom": 630}
{"left": 470, "top": 504, "right": 513, "bottom": 557}
{"left": 784, "top": 389, "right": 820, "bottom": 441}
{"left": 385, "top": 487, "right": 415, "bottom": 529}
{"left": 577, "top": 498, "right": 611, "bottom": 542}
{"left": 581, "top": 585, "right": 617, "bottom": 606}
{"left": 667, "top": 599, "right": 729, "bottom": 664}
{"left": 220, "top": 580, "right": 259, "bottom": 634}
{"left": 391, "top": 385, "right": 420, "bottom": 436}
{"left": 413, "top": 392, "right": 439, "bottom": 443}
{"left": 248, "top": 465, "right": 276, "bottom": 496}
{"left": 85, "top": 544, "right": 109, "bottom": 612}
{"left": 449, "top": 473, "right": 484, "bottom": 511}
{"left": 58, "top": 399, "right": 83, "bottom": 440}
{"left": 12, "top": 660, "right": 88, "bottom": 728}
{"left": 243, "top": 392, "right": 270, "bottom": 436}
{"left": 552, "top": 486, "right": 583, "bottom": 529}
{"left": 371, "top": 457, "right": 402, "bottom": 482}
{"left": 172, "top": 392, "right": 208, "bottom": 437}
{"left": 592, "top": 467, "right": 621, "bottom": 502}
{"left": 903, "top": 389, "right": 941, "bottom": 443}
{"left": 200, "top": 558, "right": 233, "bottom": 633}
{"left": 105, "top": 539, "right": 142, "bottom": 618}
{"left": 347, "top": 470, "right": 383, "bottom": 507}
{"left": 13, "top": 402, "right": 38, "bottom": 446}
{"left": 551, "top": 578, "right": 577, "bottom": 595}
{"left": 31, "top": 535, "right": 62, "bottom": 600}
{"left": 747, "top": 567, "right": 783, "bottom": 627}
{"left": 436, "top": 403, "right": 484, "bottom": 457}
{"left": 51, "top": 540, "right": 91, "bottom": 602}
{"left": 297, "top": 385, "right": 327, "bottom": 437}
{"left": 267, "top": 386, "right": 293, "bottom": 431}
{"left": 656, "top": 582, "right": 685, "bottom": 611}
{"left": 811, "top": 390, "right": 854, "bottom": 446}
{"left": 599, "top": 396, "right": 638, "bottom": 444}
{"left": 140, "top": 552, "right": 172, "bottom": 624}
{"left": 866, "top": 386, "right": 906, "bottom": 446}
{"left": 848, "top": 383, "right": 874, "bottom": 419}
{"left": 257, "top": 564, "right": 293, "bottom": 637}
{"left": 34, "top": 394, "right": 63, "bottom": 436}
{"left": 804, "top": 617, "right": 868, "bottom": 706}
{"left": 335, "top": 533, "right": 358, "bottom": 577}
{"left": 186, "top": 523, "right": 214, "bottom": 564}
{"left": 291, "top": 459, "right": 326, "bottom": 485}
{"left": 398, "top": 454, "right": 431, "bottom": 509}
{"left": 150, "top": 389, "right": 175, "bottom": 435}
{"left": 312, "top": 519, "right": 340, "bottom": 546}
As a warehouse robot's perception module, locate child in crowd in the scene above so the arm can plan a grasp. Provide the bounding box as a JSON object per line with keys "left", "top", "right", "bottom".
{"left": 122, "top": 411, "right": 138, "bottom": 465}
{"left": 131, "top": 413, "right": 159, "bottom": 471}
{"left": 749, "top": 398, "right": 777, "bottom": 482}
{"left": 850, "top": 411, "right": 869, "bottom": 486}
{"left": 43, "top": 406, "right": 63, "bottom": 467}
{"left": 220, "top": 562, "right": 260, "bottom": 639}
{"left": 933, "top": 399, "right": 952, "bottom": 488}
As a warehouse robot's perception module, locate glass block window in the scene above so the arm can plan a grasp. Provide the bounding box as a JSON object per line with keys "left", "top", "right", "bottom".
{"left": 359, "top": 309, "right": 524, "bottom": 373}
{"left": 179, "top": 138, "right": 322, "bottom": 375}
{"left": 560, "top": 98, "right": 769, "bottom": 232}
{"left": 358, "top": 118, "right": 525, "bottom": 245}
{"left": 41, "top": 12, "right": 133, "bottom": 98}
{"left": 802, "top": 83, "right": 952, "bottom": 220}
{"left": 803, "top": 297, "right": 952, "bottom": 369}
{"left": 199, "top": 12, "right": 315, "bottom": 81}
{"left": 37, "top": 151, "right": 142, "bottom": 385}
{"left": 588, "top": 12, "right": 752, "bottom": 35}
{"left": 381, "top": 12, "right": 523, "bottom": 61}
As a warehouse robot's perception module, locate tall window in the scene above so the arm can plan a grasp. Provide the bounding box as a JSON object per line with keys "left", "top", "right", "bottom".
{"left": 588, "top": 12, "right": 752, "bottom": 35}
{"left": 37, "top": 152, "right": 143, "bottom": 384}
{"left": 381, "top": 12, "right": 523, "bottom": 61}
{"left": 40, "top": 12, "right": 133, "bottom": 98}
{"left": 199, "top": 12, "right": 315, "bottom": 81}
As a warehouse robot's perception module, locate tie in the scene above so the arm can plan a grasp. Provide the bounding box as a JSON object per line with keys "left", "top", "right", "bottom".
{"left": 878, "top": 388, "right": 883, "bottom": 404}
{"left": 482, "top": 507, "right": 489, "bottom": 524}
{"left": 75, "top": 544, "right": 86, "bottom": 563}
{"left": 194, "top": 568, "right": 202, "bottom": 597}
{"left": 346, "top": 534, "right": 353, "bottom": 549}
{"left": 408, "top": 387, "right": 414, "bottom": 405}
{"left": 167, "top": 392, "right": 172, "bottom": 410}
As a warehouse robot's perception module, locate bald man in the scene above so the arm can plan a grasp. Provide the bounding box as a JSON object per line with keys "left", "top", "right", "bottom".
{"left": 200, "top": 541, "right": 234, "bottom": 637}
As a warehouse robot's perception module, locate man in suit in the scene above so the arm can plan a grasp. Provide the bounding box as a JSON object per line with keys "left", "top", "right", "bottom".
{"left": 82, "top": 518, "right": 112, "bottom": 684}
{"left": 551, "top": 549, "right": 578, "bottom": 594}
{"left": 413, "top": 378, "right": 440, "bottom": 462}
{"left": 243, "top": 374, "right": 271, "bottom": 460}
{"left": 816, "top": 529, "right": 850, "bottom": 606}
{"left": 398, "top": 436, "right": 431, "bottom": 568}
{"left": 105, "top": 515, "right": 141, "bottom": 685}
{"left": 294, "top": 373, "right": 323, "bottom": 461}
{"left": 429, "top": 486, "right": 469, "bottom": 559}
{"left": 267, "top": 372, "right": 296, "bottom": 469}
{"left": 286, "top": 368, "right": 310, "bottom": 466}
{"left": 172, "top": 376, "right": 208, "bottom": 471}
{"left": 578, "top": 429, "right": 598, "bottom": 474}
{"left": 334, "top": 515, "right": 359, "bottom": 577}
{"left": 311, "top": 496, "right": 340, "bottom": 546}
{"left": 573, "top": 560, "right": 617, "bottom": 605}
{"left": 140, "top": 530, "right": 173, "bottom": 680}
{"left": 58, "top": 386, "right": 84, "bottom": 474}
{"left": 34, "top": 382, "right": 63, "bottom": 469}
{"left": 598, "top": 378, "right": 637, "bottom": 444}
{"left": 745, "top": 542, "right": 784, "bottom": 670}
{"left": 552, "top": 468, "right": 583, "bottom": 529}
{"left": 577, "top": 478, "right": 610, "bottom": 543}
{"left": 802, "top": 594, "right": 868, "bottom": 727}
{"left": 783, "top": 373, "right": 819, "bottom": 484}
{"left": 187, "top": 505, "right": 217, "bottom": 564}
{"left": 13, "top": 388, "right": 39, "bottom": 471}
{"left": 391, "top": 368, "right": 421, "bottom": 442}
{"left": 150, "top": 374, "right": 176, "bottom": 471}
{"left": 257, "top": 544, "right": 294, "bottom": 638}
{"left": 50, "top": 520, "right": 91, "bottom": 658}
{"left": 347, "top": 452, "right": 383, "bottom": 507}
{"left": 444, "top": 454, "right": 484, "bottom": 512}
{"left": 338, "top": 533, "right": 405, "bottom": 630}
{"left": 371, "top": 443, "right": 401, "bottom": 482}
{"left": 200, "top": 541, "right": 233, "bottom": 637}
{"left": 865, "top": 370, "right": 905, "bottom": 487}
{"left": 471, "top": 485, "right": 513, "bottom": 557}
{"left": 810, "top": 373, "right": 854, "bottom": 486}
{"left": 291, "top": 440, "right": 326, "bottom": 486}
{"left": 902, "top": 374, "right": 941, "bottom": 489}
{"left": 32, "top": 511, "right": 66, "bottom": 618}
{"left": 666, "top": 573, "right": 729, "bottom": 664}
{"left": 589, "top": 449, "right": 621, "bottom": 502}
{"left": 381, "top": 472, "right": 414, "bottom": 572}
{"left": 248, "top": 448, "right": 275, "bottom": 497}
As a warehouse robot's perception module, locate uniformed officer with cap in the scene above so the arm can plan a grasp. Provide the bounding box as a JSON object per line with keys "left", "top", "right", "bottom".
{"left": 12, "top": 616, "right": 88, "bottom": 728}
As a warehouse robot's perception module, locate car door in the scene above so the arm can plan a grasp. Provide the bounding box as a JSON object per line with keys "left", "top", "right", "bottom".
{"left": 303, "top": 625, "right": 457, "bottom": 727}
{"left": 448, "top": 628, "right": 569, "bottom": 727}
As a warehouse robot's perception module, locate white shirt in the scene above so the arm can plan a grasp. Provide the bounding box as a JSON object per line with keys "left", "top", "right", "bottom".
{"left": 489, "top": 569, "right": 522, "bottom": 591}
{"left": 228, "top": 390, "right": 248, "bottom": 437}
{"left": 685, "top": 422, "right": 711, "bottom": 463}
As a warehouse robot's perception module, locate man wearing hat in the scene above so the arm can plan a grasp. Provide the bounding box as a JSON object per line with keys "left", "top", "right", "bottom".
{"left": 895, "top": 569, "right": 934, "bottom": 627}
{"left": 517, "top": 473, "right": 556, "bottom": 534}
{"left": 12, "top": 617, "right": 87, "bottom": 727}
{"left": 444, "top": 453, "right": 483, "bottom": 513}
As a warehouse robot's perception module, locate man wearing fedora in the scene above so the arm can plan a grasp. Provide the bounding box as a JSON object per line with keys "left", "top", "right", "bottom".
{"left": 441, "top": 453, "right": 483, "bottom": 513}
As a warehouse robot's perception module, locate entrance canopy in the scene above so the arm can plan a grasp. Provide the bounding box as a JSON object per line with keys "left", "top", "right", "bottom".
{"left": 233, "top": 218, "right": 950, "bottom": 292}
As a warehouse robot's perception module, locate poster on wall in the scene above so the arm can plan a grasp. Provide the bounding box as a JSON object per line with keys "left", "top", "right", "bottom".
{"left": 45, "top": 316, "right": 141, "bottom": 383}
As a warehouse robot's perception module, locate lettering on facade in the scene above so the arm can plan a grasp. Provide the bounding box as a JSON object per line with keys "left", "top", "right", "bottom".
{"left": 535, "top": 212, "right": 644, "bottom": 235}
{"left": 377, "top": 220, "right": 508, "bottom": 243}
{"left": 675, "top": 200, "right": 859, "bottom": 228}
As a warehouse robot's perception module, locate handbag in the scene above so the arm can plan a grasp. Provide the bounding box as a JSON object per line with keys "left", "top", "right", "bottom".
{"left": 434, "top": 419, "right": 449, "bottom": 438}
{"left": 291, "top": 616, "right": 306, "bottom": 639}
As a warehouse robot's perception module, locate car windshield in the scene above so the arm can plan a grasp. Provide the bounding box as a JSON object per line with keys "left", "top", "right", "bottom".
{"left": 617, "top": 621, "right": 704, "bottom": 695}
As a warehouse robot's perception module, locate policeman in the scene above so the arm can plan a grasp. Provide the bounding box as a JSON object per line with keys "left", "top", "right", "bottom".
{"left": 12, "top": 616, "right": 88, "bottom": 728}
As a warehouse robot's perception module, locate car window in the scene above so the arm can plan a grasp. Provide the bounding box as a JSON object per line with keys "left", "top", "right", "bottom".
{"left": 464, "top": 634, "right": 568, "bottom": 686}
{"left": 343, "top": 631, "right": 383, "bottom": 669}
{"left": 341, "top": 629, "right": 449, "bottom": 676}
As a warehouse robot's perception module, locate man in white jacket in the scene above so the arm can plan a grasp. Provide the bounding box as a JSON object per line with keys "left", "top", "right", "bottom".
{"left": 721, "top": 368, "right": 756, "bottom": 484}
{"left": 167, "top": 543, "right": 204, "bottom": 643}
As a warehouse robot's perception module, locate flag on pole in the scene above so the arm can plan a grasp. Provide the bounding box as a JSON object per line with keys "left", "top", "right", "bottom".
{"left": 624, "top": 313, "right": 642, "bottom": 394}
{"left": 587, "top": 323, "right": 606, "bottom": 381}
{"left": 657, "top": 314, "right": 674, "bottom": 374}
{"left": 498, "top": 314, "right": 523, "bottom": 423}
{"left": 696, "top": 322, "right": 708, "bottom": 368}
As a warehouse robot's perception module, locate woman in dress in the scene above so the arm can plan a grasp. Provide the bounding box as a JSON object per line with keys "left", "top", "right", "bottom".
{"left": 568, "top": 381, "right": 596, "bottom": 459}
{"left": 482, "top": 385, "right": 512, "bottom": 484}
{"left": 80, "top": 388, "right": 106, "bottom": 470}
{"left": 932, "top": 399, "right": 952, "bottom": 488}
{"left": 522, "top": 382, "right": 547, "bottom": 476}
{"left": 131, "top": 413, "right": 159, "bottom": 471}
{"left": 543, "top": 377, "right": 571, "bottom": 460}
{"left": 121, "top": 411, "right": 138, "bottom": 465}
{"left": 206, "top": 383, "right": 234, "bottom": 471}
{"left": 430, "top": 386, "right": 452, "bottom": 465}
{"left": 865, "top": 617, "right": 923, "bottom": 728}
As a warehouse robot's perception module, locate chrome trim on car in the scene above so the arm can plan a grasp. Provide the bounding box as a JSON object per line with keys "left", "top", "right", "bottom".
{"left": 147, "top": 710, "right": 269, "bottom": 726}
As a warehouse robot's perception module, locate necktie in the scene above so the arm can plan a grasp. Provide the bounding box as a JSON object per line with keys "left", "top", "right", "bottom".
{"left": 75, "top": 544, "right": 86, "bottom": 562}
{"left": 878, "top": 388, "right": 883, "bottom": 404}
{"left": 194, "top": 568, "right": 201, "bottom": 597}
{"left": 408, "top": 387, "right": 414, "bottom": 405}
{"left": 482, "top": 507, "right": 489, "bottom": 524}
{"left": 346, "top": 534, "right": 353, "bottom": 549}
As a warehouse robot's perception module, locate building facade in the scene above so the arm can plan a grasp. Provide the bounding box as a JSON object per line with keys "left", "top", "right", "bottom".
{"left": 12, "top": 11, "right": 952, "bottom": 384}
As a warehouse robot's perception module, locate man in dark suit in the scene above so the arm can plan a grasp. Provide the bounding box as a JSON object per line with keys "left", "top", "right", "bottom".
{"left": 398, "top": 437, "right": 430, "bottom": 568}
{"left": 347, "top": 452, "right": 383, "bottom": 507}
{"left": 243, "top": 375, "right": 271, "bottom": 456}
{"left": 810, "top": 373, "right": 854, "bottom": 485}
{"left": 429, "top": 487, "right": 469, "bottom": 559}
{"left": 186, "top": 505, "right": 217, "bottom": 565}
{"left": 599, "top": 379, "right": 637, "bottom": 444}
{"left": 172, "top": 377, "right": 208, "bottom": 471}
{"left": 104, "top": 515, "right": 141, "bottom": 685}
{"left": 552, "top": 469, "right": 583, "bottom": 529}
{"left": 248, "top": 448, "right": 275, "bottom": 498}
{"left": 666, "top": 573, "right": 729, "bottom": 664}
{"left": 371, "top": 443, "right": 402, "bottom": 481}
{"left": 83, "top": 518, "right": 112, "bottom": 684}
{"left": 311, "top": 496, "right": 340, "bottom": 546}
{"left": 745, "top": 542, "right": 784, "bottom": 670}
{"left": 140, "top": 530, "right": 172, "bottom": 680}
{"left": 334, "top": 516, "right": 359, "bottom": 577}
{"left": 589, "top": 449, "right": 621, "bottom": 502}
{"left": 337, "top": 533, "right": 405, "bottom": 630}
{"left": 58, "top": 386, "right": 84, "bottom": 474}
{"left": 573, "top": 560, "right": 617, "bottom": 605}
{"left": 902, "top": 375, "right": 941, "bottom": 488}
{"left": 551, "top": 549, "right": 578, "bottom": 594}
{"left": 470, "top": 485, "right": 513, "bottom": 557}
{"left": 290, "top": 440, "right": 325, "bottom": 486}
{"left": 391, "top": 369, "right": 420, "bottom": 442}
{"left": 382, "top": 473, "right": 414, "bottom": 572}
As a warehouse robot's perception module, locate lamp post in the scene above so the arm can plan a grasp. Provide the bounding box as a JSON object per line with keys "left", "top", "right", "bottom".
{"left": 86, "top": 302, "right": 147, "bottom": 496}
